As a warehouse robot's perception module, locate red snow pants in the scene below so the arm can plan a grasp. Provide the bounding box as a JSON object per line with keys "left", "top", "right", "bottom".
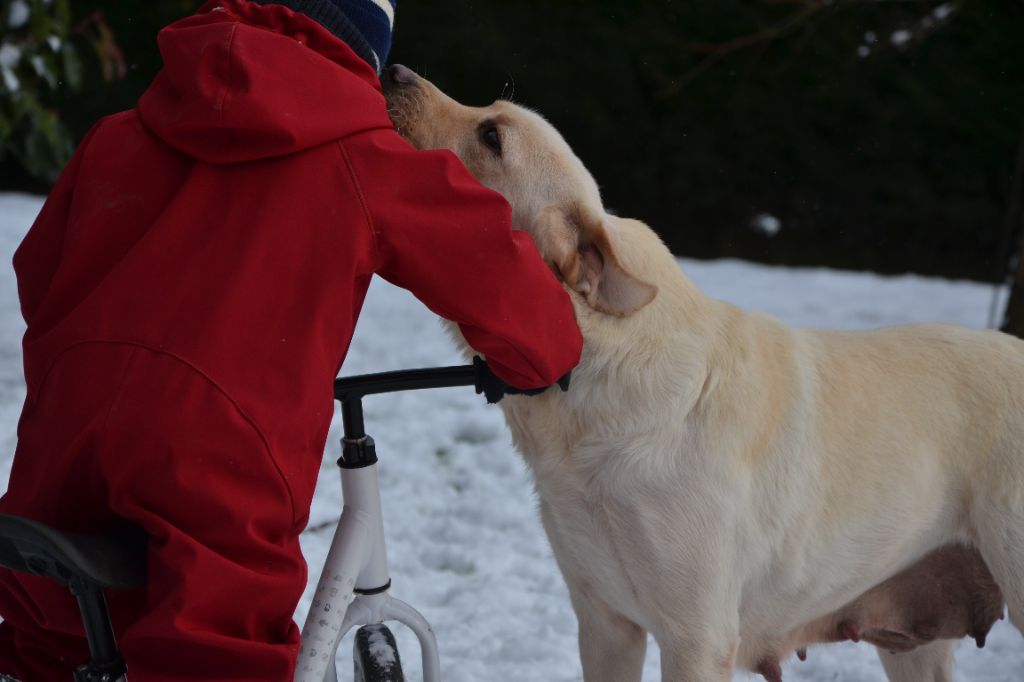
{"left": 0, "top": 341, "right": 313, "bottom": 680}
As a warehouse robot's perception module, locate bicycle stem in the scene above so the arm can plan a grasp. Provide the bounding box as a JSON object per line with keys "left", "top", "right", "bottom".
{"left": 295, "top": 364, "right": 479, "bottom": 682}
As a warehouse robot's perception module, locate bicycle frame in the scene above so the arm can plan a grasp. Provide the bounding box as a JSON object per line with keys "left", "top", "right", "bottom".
{"left": 294, "top": 365, "right": 479, "bottom": 682}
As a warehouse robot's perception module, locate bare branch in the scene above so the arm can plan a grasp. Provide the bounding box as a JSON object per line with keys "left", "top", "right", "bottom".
{"left": 654, "top": 0, "right": 962, "bottom": 99}
{"left": 656, "top": 2, "right": 825, "bottom": 100}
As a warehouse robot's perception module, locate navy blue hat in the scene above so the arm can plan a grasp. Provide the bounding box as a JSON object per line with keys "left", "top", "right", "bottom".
{"left": 253, "top": 0, "right": 396, "bottom": 72}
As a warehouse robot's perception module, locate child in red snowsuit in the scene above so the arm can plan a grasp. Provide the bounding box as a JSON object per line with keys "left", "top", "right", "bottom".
{"left": 0, "top": 1, "right": 582, "bottom": 679}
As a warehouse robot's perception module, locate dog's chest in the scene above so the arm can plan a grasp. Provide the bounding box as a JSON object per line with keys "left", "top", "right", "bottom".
{"left": 532, "top": 459, "right": 653, "bottom": 628}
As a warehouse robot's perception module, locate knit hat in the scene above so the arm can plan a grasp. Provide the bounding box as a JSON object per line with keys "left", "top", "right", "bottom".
{"left": 252, "top": 0, "right": 396, "bottom": 72}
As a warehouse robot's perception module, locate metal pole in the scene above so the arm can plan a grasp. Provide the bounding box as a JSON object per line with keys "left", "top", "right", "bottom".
{"left": 71, "top": 581, "right": 128, "bottom": 682}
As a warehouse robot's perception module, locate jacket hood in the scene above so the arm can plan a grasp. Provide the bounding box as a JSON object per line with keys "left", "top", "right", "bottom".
{"left": 138, "top": 0, "right": 393, "bottom": 164}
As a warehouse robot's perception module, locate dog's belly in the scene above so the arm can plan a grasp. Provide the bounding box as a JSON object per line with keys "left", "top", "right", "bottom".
{"left": 740, "top": 544, "right": 1005, "bottom": 677}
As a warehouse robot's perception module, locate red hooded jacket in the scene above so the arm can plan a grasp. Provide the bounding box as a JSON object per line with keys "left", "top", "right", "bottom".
{"left": 14, "top": 0, "right": 581, "bottom": 512}
{"left": 0, "top": 1, "right": 581, "bottom": 678}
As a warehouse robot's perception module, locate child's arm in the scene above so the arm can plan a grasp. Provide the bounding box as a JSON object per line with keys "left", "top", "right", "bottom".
{"left": 344, "top": 134, "right": 582, "bottom": 390}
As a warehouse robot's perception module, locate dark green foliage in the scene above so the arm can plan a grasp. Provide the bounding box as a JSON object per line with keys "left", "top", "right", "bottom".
{"left": 0, "top": 0, "right": 199, "bottom": 186}
{"left": 0, "top": 0, "right": 80, "bottom": 184}
{"left": 56, "top": 1, "right": 200, "bottom": 143}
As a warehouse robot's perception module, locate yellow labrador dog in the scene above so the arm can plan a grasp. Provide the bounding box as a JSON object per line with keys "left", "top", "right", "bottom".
{"left": 383, "top": 64, "right": 1015, "bottom": 682}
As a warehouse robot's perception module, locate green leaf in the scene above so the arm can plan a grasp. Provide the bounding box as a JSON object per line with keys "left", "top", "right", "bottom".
{"left": 28, "top": 0, "right": 52, "bottom": 40}
{"left": 61, "top": 44, "right": 82, "bottom": 91}
{"left": 53, "top": 0, "right": 72, "bottom": 34}
{"left": 22, "top": 107, "right": 71, "bottom": 181}
{"left": 31, "top": 53, "right": 57, "bottom": 90}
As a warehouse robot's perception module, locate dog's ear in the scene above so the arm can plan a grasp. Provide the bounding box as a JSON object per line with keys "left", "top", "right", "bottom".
{"left": 534, "top": 203, "right": 657, "bottom": 316}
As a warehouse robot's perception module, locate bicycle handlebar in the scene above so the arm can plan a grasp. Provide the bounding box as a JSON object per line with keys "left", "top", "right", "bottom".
{"left": 333, "top": 364, "right": 478, "bottom": 402}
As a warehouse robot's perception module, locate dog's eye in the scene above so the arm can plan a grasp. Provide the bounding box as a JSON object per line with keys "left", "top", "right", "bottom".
{"left": 479, "top": 124, "right": 502, "bottom": 156}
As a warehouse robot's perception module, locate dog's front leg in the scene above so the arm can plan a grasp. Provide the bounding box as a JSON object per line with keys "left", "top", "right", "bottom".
{"left": 650, "top": 572, "right": 740, "bottom": 682}
{"left": 656, "top": 629, "right": 739, "bottom": 682}
{"left": 568, "top": 584, "right": 647, "bottom": 682}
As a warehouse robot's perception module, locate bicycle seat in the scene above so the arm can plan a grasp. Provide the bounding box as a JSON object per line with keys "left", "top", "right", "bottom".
{"left": 0, "top": 514, "right": 146, "bottom": 590}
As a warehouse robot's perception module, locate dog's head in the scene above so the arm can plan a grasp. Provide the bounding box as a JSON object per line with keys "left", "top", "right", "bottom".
{"left": 383, "top": 65, "right": 657, "bottom": 317}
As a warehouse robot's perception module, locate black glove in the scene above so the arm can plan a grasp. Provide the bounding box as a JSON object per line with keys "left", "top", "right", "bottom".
{"left": 473, "top": 357, "right": 572, "bottom": 404}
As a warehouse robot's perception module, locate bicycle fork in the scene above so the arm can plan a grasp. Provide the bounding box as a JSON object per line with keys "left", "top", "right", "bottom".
{"left": 294, "top": 396, "right": 441, "bottom": 682}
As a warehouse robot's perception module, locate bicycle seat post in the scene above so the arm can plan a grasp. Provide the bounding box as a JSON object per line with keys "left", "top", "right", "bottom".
{"left": 70, "top": 579, "right": 125, "bottom": 682}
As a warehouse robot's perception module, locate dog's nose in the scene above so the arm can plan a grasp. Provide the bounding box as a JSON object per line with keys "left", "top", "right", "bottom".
{"left": 386, "top": 64, "right": 418, "bottom": 86}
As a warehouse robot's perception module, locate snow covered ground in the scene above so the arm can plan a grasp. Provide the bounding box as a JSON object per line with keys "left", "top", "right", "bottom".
{"left": 1, "top": 192, "right": 1022, "bottom": 680}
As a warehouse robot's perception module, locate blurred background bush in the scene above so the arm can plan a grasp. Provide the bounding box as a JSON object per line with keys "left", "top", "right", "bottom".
{"left": 2, "top": 0, "right": 1022, "bottom": 287}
